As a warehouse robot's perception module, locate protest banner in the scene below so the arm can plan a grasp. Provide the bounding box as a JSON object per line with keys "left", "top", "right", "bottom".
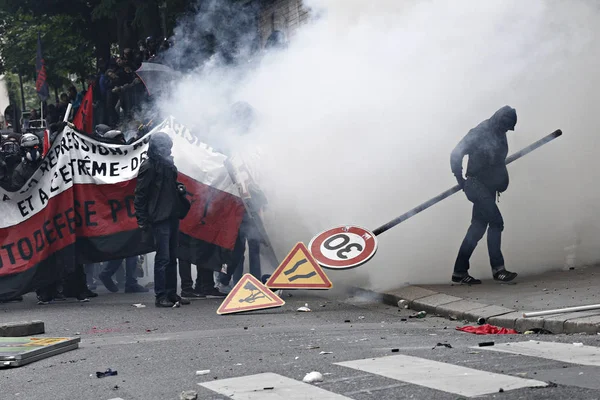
{"left": 0, "top": 117, "right": 245, "bottom": 300}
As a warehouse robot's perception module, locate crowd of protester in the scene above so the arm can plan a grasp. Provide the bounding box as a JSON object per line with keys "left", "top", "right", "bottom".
{"left": 0, "top": 31, "right": 288, "bottom": 307}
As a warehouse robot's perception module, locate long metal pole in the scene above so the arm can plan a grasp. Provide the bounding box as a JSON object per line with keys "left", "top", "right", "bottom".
{"left": 523, "top": 304, "right": 600, "bottom": 318}
{"left": 18, "top": 72, "right": 26, "bottom": 112}
{"left": 372, "top": 129, "right": 563, "bottom": 236}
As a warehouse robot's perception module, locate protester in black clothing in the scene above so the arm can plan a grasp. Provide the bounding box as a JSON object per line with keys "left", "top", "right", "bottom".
{"left": 450, "top": 106, "right": 519, "bottom": 284}
{"left": 134, "top": 132, "right": 190, "bottom": 307}
{"left": 57, "top": 93, "right": 70, "bottom": 121}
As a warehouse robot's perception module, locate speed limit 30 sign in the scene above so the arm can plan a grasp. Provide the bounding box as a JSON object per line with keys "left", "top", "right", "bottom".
{"left": 308, "top": 226, "right": 378, "bottom": 270}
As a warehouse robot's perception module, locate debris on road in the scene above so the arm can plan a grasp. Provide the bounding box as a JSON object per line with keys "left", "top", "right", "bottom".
{"left": 391, "top": 348, "right": 399, "bottom": 353}
{"left": 477, "top": 317, "right": 486, "bottom": 325}
{"left": 344, "top": 320, "right": 351, "bottom": 323}
{"left": 180, "top": 390, "right": 198, "bottom": 400}
{"left": 432, "top": 343, "right": 453, "bottom": 349}
{"left": 319, "top": 351, "right": 333, "bottom": 355}
{"left": 456, "top": 324, "right": 518, "bottom": 335}
{"left": 307, "top": 345, "right": 320, "bottom": 349}
{"left": 96, "top": 368, "right": 118, "bottom": 378}
{"left": 132, "top": 303, "right": 146, "bottom": 308}
{"left": 358, "top": 316, "right": 365, "bottom": 320}
{"left": 397, "top": 299, "right": 408, "bottom": 309}
{"left": 573, "top": 342, "right": 584, "bottom": 347}
{"left": 478, "top": 341, "right": 495, "bottom": 347}
{"left": 302, "top": 371, "right": 323, "bottom": 383}
{"left": 409, "top": 311, "right": 427, "bottom": 319}
{"left": 195, "top": 370, "right": 211, "bottom": 376}
{"left": 297, "top": 304, "right": 311, "bottom": 312}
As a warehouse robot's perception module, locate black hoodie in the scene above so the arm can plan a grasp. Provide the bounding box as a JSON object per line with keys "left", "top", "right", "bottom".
{"left": 450, "top": 106, "right": 517, "bottom": 193}
{"left": 134, "top": 132, "right": 179, "bottom": 226}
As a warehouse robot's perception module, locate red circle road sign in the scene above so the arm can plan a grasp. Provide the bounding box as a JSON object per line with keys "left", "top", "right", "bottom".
{"left": 308, "top": 226, "right": 378, "bottom": 270}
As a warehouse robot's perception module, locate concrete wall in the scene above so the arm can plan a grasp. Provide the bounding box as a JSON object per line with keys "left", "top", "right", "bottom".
{"left": 257, "top": 0, "right": 310, "bottom": 47}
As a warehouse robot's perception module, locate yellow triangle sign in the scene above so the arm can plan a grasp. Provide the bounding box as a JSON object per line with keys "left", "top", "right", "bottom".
{"left": 217, "top": 274, "right": 285, "bottom": 315}
{"left": 266, "top": 242, "right": 333, "bottom": 290}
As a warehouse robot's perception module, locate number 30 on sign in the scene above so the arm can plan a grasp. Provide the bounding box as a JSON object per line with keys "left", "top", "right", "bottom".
{"left": 308, "top": 226, "right": 378, "bottom": 270}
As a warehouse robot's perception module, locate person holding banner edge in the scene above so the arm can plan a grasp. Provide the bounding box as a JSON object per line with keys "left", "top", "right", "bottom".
{"left": 450, "top": 106, "right": 519, "bottom": 285}
{"left": 134, "top": 132, "right": 191, "bottom": 307}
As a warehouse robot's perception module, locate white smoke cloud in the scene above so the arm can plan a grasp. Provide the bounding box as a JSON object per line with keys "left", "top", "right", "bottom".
{"left": 160, "top": 0, "right": 600, "bottom": 291}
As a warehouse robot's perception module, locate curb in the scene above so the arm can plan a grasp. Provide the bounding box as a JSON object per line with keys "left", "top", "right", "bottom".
{"left": 353, "top": 286, "right": 600, "bottom": 335}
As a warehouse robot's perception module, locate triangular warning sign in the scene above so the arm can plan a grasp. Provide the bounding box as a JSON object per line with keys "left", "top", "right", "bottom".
{"left": 266, "top": 242, "right": 333, "bottom": 290}
{"left": 217, "top": 274, "right": 285, "bottom": 315}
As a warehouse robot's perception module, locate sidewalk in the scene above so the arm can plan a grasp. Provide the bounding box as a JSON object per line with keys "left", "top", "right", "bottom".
{"left": 377, "top": 266, "right": 600, "bottom": 334}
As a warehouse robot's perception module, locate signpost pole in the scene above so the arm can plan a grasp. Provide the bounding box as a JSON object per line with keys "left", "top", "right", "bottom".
{"left": 371, "top": 130, "right": 562, "bottom": 236}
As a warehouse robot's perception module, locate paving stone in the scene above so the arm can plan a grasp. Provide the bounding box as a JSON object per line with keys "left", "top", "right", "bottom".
{"left": 0, "top": 320, "right": 45, "bottom": 337}
{"left": 411, "top": 294, "right": 462, "bottom": 314}
{"left": 435, "top": 300, "right": 488, "bottom": 320}
{"left": 488, "top": 312, "right": 521, "bottom": 329}
{"left": 382, "top": 286, "right": 438, "bottom": 306}
{"left": 464, "top": 305, "right": 515, "bottom": 321}
{"left": 564, "top": 315, "right": 600, "bottom": 334}
{"left": 515, "top": 317, "right": 545, "bottom": 332}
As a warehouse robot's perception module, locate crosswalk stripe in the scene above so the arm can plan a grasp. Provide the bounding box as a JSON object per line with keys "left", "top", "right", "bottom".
{"left": 199, "top": 372, "right": 352, "bottom": 399}
{"left": 476, "top": 340, "right": 600, "bottom": 366}
{"left": 335, "top": 354, "right": 547, "bottom": 397}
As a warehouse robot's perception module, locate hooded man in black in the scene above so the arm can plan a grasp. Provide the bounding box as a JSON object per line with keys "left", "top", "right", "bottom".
{"left": 134, "top": 132, "right": 190, "bottom": 307}
{"left": 450, "top": 106, "right": 519, "bottom": 284}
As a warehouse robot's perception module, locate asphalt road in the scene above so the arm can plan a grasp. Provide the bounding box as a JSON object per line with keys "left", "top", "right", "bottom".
{"left": 2, "top": 290, "right": 600, "bottom": 400}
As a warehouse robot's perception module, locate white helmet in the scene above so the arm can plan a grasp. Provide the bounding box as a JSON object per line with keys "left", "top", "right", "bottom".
{"left": 20, "top": 133, "right": 40, "bottom": 148}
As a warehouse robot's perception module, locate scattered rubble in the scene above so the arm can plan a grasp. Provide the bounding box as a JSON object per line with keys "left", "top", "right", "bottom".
{"left": 302, "top": 371, "right": 323, "bottom": 383}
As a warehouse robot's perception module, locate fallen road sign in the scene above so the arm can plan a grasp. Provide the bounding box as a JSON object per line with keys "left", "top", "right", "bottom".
{"left": 0, "top": 337, "right": 80, "bottom": 368}
{"left": 217, "top": 274, "right": 285, "bottom": 315}
{"left": 266, "top": 242, "right": 332, "bottom": 290}
{"left": 309, "top": 225, "right": 378, "bottom": 270}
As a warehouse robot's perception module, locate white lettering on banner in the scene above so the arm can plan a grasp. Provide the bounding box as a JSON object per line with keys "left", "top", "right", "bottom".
{"left": 0, "top": 117, "right": 240, "bottom": 229}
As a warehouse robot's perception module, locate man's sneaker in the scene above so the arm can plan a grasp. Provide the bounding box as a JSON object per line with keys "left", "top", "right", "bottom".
{"left": 125, "top": 284, "right": 150, "bottom": 293}
{"left": 37, "top": 295, "right": 53, "bottom": 305}
{"left": 53, "top": 292, "right": 67, "bottom": 301}
{"left": 451, "top": 274, "right": 482, "bottom": 285}
{"left": 493, "top": 269, "right": 518, "bottom": 282}
{"left": 76, "top": 293, "right": 90, "bottom": 302}
{"left": 155, "top": 297, "right": 175, "bottom": 308}
{"left": 181, "top": 290, "right": 205, "bottom": 298}
{"left": 198, "top": 287, "right": 227, "bottom": 299}
{"left": 170, "top": 294, "right": 191, "bottom": 305}
{"left": 82, "top": 289, "right": 98, "bottom": 298}
{"left": 99, "top": 274, "right": 119, "bottom": 293}
{"left": 215, "top": 283, "right": 231, "bottom": 294}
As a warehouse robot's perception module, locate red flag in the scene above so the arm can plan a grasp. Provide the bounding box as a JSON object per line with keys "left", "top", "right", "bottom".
{"left": 73, "top": 86, "right": 94, "bottom": 134}
{"left": 42, "top": 129, "right": 50, "bottom": 157}
{"left": 36, "top": 33, "right": 49, "bottom": 102}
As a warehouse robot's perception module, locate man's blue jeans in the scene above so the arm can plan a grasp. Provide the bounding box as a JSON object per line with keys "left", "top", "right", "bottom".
{"left": 454, "top": 178, "right": 505, "bottom": 275}
{"left": 152, "top": 218, "right": 179, "bottom": 300}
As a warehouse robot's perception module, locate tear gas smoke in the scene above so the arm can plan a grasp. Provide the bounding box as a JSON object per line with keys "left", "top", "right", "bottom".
{"left": 159, "top": 0, "right": 600, "bottom": 291}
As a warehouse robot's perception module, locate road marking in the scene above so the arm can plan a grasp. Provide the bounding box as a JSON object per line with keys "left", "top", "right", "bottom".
{"left": 336, "top": 354, "right": 547, "bottom": 397}
{"left": 199, "top": 372, "right": 352, "bottom": 399}
{"left": 476, "top": 340, "right": 600, "bottom": 366}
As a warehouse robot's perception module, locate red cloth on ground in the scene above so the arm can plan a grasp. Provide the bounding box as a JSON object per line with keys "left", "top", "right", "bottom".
{"left": 456, "top": 324, "right": 518, "bottom": 334}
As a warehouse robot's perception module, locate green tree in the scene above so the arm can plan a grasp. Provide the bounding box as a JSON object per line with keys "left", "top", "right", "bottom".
{"left": 0, "top": 10, "right": 94, "bottom": 99}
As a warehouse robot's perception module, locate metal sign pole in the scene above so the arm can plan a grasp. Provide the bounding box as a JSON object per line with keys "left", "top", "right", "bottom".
{"left": 523, "top": 304, "right": 600, "bottom": 318}
{"left": 372, "top": 129, "right": 563, "bottom": 236}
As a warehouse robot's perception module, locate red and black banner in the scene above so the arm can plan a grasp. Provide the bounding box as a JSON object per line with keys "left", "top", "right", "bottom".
{"left": 0, "top": 118, "right": 245, "bottom": 300}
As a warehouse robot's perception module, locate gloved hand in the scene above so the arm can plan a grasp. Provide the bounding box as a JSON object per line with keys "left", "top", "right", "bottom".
{"left": 454, "top": 173, "right": 466, "bottom": 190}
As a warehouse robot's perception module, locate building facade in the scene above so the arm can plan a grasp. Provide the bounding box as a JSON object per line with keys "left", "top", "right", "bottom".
{"left": 257, "top": 0, "right": 310, "bottom": 48}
